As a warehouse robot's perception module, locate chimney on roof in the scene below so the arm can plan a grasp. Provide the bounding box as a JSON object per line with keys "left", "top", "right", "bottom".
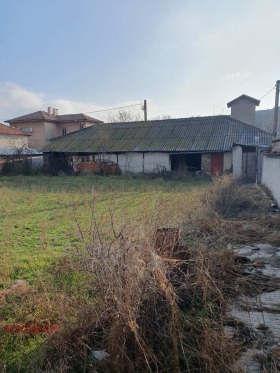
{"left": 55, "top": 108, "right": 58, "bottom": 116}
{"left": 52, "top": 108, "right": 56, "bottom": 116}
{"left": 227, "top": 94, "right": 260, "bottom": 126}
{"left": 48, "top": 107, "right": 52, "bottom": 115}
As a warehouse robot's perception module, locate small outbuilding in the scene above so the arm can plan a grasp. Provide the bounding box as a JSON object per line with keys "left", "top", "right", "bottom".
{"left": 42, "top": 115, "right": 271, "bottom": 180}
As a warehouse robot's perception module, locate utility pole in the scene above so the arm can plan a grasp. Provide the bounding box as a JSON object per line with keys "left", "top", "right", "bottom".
{"left": 143, "top": 99, "right": 147, "bottom": 121}
{"left": 272, "top": 80, "right": 280, "bottom": 139}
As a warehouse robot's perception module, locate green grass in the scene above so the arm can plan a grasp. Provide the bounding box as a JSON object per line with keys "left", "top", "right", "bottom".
{"left": 0, "top": 174, "right": 208, "bottom": 370}
{"left": 0, "top": 175, "right": 207, "bottom": 286}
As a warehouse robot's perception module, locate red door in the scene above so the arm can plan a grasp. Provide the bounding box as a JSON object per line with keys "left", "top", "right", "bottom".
{"left": 211, "top": 153, "right": 224, "bottom": 175}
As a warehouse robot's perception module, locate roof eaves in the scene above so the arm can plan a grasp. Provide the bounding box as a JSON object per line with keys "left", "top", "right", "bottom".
{"left": 227, "top": 95, "right": 260, "bottom": 108}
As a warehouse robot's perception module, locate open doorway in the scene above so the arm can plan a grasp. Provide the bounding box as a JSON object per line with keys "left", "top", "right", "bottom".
{"left": 170, "top": 153, "right": 201, "bottom": 172}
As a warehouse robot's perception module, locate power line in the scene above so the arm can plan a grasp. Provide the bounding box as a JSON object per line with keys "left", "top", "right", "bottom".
{"left": 149, "top": 86, "right": 276, "bottom": 118}
{"left": 84, "top": 103, "right": 142, "bottom": 114}
{"left": 234, "top": 86, "right": 276, "bottom": 122}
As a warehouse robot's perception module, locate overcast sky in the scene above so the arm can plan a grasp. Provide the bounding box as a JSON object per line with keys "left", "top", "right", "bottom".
{"left": 1, "top": 0, "right": 280, "bottom": 123}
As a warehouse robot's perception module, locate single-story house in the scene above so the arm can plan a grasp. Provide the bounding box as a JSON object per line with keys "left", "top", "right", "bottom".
{"left": 42, "top": 114, "right": 271, "bottom": 180}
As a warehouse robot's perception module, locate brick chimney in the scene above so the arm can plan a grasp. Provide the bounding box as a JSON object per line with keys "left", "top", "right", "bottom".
{"left": 227, "top": 94, "right": 260, "bottom": 126}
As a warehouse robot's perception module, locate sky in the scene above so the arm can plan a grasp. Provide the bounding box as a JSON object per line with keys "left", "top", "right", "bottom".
{"left": 0, "top": 0, "right": 280, "bottom": 123}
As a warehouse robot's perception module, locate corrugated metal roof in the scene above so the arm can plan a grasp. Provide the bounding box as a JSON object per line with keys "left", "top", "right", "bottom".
{"left": 42, "top": 115, "right": 272, "bottom": 154}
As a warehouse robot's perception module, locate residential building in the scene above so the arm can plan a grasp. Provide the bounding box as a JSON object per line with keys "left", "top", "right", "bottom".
{"left": 5, "top": 108, "right": 103, "bottom": 150}
{"left": 0, "top": 123, "right": 41, "bottom": 171}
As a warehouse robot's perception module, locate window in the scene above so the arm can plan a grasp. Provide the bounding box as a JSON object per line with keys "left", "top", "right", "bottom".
{"left": 20, "top": 127, "right": 33, "bottom": 133}
{"left": 79, "top": 122, "right": 84, "bottom": 130}
{"left": 62, "top": 128, "right": 67, "bottom": 135}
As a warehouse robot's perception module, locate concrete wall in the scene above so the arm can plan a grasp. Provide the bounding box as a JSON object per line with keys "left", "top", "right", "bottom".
{"left": 230, "top": 97, "right": 256, "bottom": 126}
{"left": 262, "top": 154, "right": 280, "bottom": 206}
{"left": 232, "top": 146, "right": 243, "bottom": 177}
{"left": 0, "top": 134, "right": 28, "bottom": 148}
{"left": 12, "top": 121, "right": 45, "bottom": 149}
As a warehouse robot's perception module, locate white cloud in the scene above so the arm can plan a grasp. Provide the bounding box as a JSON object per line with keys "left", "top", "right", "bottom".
{"left": 0, "top": 82, "right": 146, "bottom": 123}
{"left": 221, "top": 71, "right": 252, "bottom": 84}
{"left": 0, "top": 82, "right": 43, "bottom": 111}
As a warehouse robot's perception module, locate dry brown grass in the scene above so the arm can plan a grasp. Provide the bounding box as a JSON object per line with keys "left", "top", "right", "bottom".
{"left": 33, "top": 239, "right": 241, "bottom": 372}
{"left": 22, "top": 174, "right": 280, "bottom": 372}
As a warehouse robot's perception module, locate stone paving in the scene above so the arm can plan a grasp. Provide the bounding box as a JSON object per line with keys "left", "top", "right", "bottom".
{"left": 227, "top": 243, "right": 280, "bottom": 373}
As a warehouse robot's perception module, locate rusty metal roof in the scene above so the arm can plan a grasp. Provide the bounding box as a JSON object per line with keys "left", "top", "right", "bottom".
{"left": 42, "top": 115, "right": 272, "bottom": 153}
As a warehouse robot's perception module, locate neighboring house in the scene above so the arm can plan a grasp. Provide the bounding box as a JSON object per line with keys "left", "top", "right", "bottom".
{"left": 5, "top": 108, "right": 103, "bottom": 150}
{"left": 0, "top": 122, "right": 30, "bottom": 148}
{"left": 0, "top": 123, "right": 42, "bottom": 171}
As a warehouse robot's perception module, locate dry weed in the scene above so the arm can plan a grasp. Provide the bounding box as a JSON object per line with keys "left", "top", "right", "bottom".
{"left": 27, "top": 174, "right": 278, "bottom": 372}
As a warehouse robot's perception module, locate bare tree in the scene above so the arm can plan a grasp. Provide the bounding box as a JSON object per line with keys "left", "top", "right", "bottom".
{"left": 106, "top": 109, "right": 141, "bottom": 123}
{"left": 152, "top": 115, "right": 172, "bottom": 120}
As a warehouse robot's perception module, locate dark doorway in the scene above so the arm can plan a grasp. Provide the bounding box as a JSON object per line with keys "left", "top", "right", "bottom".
{"left": 171, "top": 154, "right": 201, "bottom": 172}
{"left": 242, "top": 146, "right": 257, "bottom": 181}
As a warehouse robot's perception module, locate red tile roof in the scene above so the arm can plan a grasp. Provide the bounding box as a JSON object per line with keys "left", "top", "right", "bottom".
{"left": 0, "top": 123, "right": 30, "bottom": 136}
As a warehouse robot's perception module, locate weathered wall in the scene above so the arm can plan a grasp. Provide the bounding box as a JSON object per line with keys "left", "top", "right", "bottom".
{"left": 118, "top": 153, "right": 143, "bottom": 173}
{"left": 262, "top": 154, "right": 280, "bottom": 206}
{"left": 232, "top": 146, "right": 243, "bottom": 177}
{"left": 0, "top": 135, "right": 28, "bottom": 148}
{"left": 223, "top": 152, "right": 232, "bottom": 171}
{"left": 143, "top": 153, "right": 170, "bottom": 172}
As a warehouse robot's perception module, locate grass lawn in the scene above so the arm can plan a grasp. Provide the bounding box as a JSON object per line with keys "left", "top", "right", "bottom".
{"left": 0, "top": 174, "right": 208, "bottom": 370}
{"left": 0, "top": 175, "right": 207, "bottom": 286}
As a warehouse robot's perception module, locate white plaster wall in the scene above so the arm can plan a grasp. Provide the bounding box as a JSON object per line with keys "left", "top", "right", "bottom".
{"left": 143, "top": 153, "right": 170, "bottom": 172}
{"left": 262, "top": 155, "right": 280, "bottom": 206}
{"left": 118, "top": 153, "right": 143, "bottom": 173}
{"left": 232, "top": 146, "right": 243, "bottom": 177}
{"left": 223, "top": 152, "right": 232, "bottom": 171}
{"left": 0, "top": 135, "right": 28, "bottom": 148}
{"left": 115, "top": 152, "right": 171, "bottom": 173}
